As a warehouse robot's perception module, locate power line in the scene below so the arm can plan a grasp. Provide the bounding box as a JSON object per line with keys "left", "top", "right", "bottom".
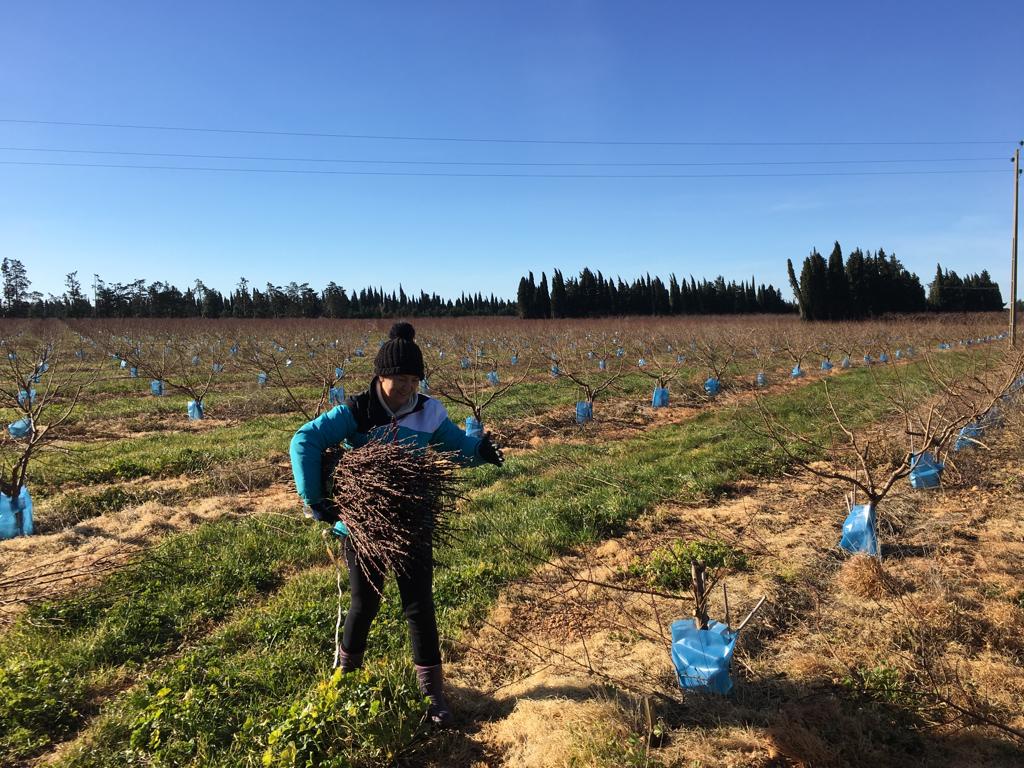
{"left": 0, "top": 159, "right": 1007, "bottom": 178}
{"left": 0, "top": 118, "right": 1014, "bottom": 147}
{"left": 0, "top": 145, "right": 1008, "bottom": 168}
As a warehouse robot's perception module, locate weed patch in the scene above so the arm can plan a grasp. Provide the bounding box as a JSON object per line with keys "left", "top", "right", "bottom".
{"left": 627, "top": 537, "right": 749, "bottom": 592}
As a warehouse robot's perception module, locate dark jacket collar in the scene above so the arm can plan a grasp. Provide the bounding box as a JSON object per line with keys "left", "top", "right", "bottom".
{"left": 346, "top": 376, "right": 427, "bottom": 433}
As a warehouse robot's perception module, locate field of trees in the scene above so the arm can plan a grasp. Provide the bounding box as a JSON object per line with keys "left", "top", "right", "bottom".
{"left": 1, "top": 313, "right": 1022, "bottom": 767}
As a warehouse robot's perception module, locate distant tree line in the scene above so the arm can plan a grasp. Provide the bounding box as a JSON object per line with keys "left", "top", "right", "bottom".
{"left": 787, "top": 243, "right": 1004, "bottom": 321}
{"left": 0, "top": 250, "right": 1007, "bottom": 321}
{"left": 0, "top": 261, "right": 515, "bottom": 319}
{"left": 516, "top": 268, "right": 792, "bottom": 319}
{"left": 927, "top": 264, "right": 1006, "bottom": 313}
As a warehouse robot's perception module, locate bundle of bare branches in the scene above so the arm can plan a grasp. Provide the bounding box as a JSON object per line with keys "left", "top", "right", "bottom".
{"left": 328, "top": 437, "right": 461, "bottom": 577}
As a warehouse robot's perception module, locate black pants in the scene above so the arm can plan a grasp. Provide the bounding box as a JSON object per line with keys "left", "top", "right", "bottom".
{"left": 342, "top": 537, "right": 441, "bottom": 667}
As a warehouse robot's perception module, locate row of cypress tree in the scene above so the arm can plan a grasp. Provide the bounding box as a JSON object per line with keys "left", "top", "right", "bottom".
{"left": 516, "top": 268, "right": 791, "bottom": 319}
{"left": 787, "top": 242, "right": 1004, "bottom": 320}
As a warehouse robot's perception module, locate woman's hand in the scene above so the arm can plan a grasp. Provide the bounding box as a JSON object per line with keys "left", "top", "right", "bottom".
{"left": 479, "top": 432, "right": 505, "bottom": 466}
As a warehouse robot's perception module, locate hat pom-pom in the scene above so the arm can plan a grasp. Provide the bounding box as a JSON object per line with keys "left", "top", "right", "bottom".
{"left": 389, "top": 322, "right": 416, "bottom": 341}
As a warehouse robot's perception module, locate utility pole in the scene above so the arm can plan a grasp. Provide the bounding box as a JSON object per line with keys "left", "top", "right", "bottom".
{"left": 1012, "top": 142, "right": 1021, "bottom": 347}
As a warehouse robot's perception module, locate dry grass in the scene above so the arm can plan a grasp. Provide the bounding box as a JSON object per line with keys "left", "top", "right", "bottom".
{"left": 0, "top": 482, "right": 297, "bottom": 620}
{"left": 488, "top": 697, "right": 642, "bottom": 768}
{"left": 836, "top": 553, "right": 897, "bottom": 600}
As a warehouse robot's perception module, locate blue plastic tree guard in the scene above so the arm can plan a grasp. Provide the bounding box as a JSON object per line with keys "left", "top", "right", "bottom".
{"left": 419, "top": 378, "right": 430, "bottom": 393}
{"left": 230, "top": 344, "right": 239, "bottom": 355}
{"left": 8, "top": 419, "right": 31, "bottom": 438}
{"left": 550, "top": 364, "right": 560, "bottom": 377}
{"left": 791, "top": 365, "right": 803, "bottom": 378}
{"left": 465, "top": 416, "right": 483, "bottom": 438}
{"left": 909, "top": 452, "right": 943, "bottom": 489}
{"left": 212, "top": 363, "right": 224, "bottom": 374}
{"left": 676, "top": 354, "right": 686, "bottom": 364}
{"left": 129, "top": 366, "right": 139, "bottom": 378}
{"left": 755, "top": 372, "right": 768, "bottom": 387}
{"left": 638, "top": 358, "right": 647, "bottom": 368}
{"left": 187, "top": 400, "right": 204, "bottom": 420}
{"left": 980, "top": 406, "right": 1003, "bottom": 430}
{"left": 354, "top": 348, "right": 365, "bottom": 357}
{"left": 840, "top": 503, "right": 878, "bottom": 556}
{"left": 863, "top": 354, "right": 873, "bottom": 364}
{"left": 615, "top": 347, "right": 625, "bottom": 357}
{"left": 150, "top": 380, "right": 164, "bottom": 396}
{"left": 841, "top": 357, "right": 852, "bottom": 369}
{"left": 955, "top": 422, "right": 983, "bottom": 451}
{"left": 191, "top": 355, "right": 200, "bottom": 365}
{"left": 820, "top": 360, "right": 833, "bottom": 371}
{"left": 879, "top": 352, "right": 890, "bottom": 363}
{"left": 335, "top": 366, "right": 344, "bottom": 379}
{"left": 0, "top": 487, "right": 33, "bottom": 540}
{"left": 329, "top": 385, "right": 346, "bottom": 405}
{"left": 576, "top": 401, "right": 593, "bottom": 424}
{"left": 704, "top": 378, "right": 721, "bottom": 396}
{"left": 510, "top": 355, "right": 519, "bottom": 366}
{"left": 17, "top": 389, "right": 36, "bottom": 405}
{"left": 119, "top": 359, "right": 127, "bottom": 369}
{"left": 486, "top": 371, "right": 500, "bottom": 386}
{"left": 652, "top": 387, "right": 670, "bottom": 408}
{"left": 331, "top": 519, "right": 350, "bottom": 538}
{"left": 460, "top": 357, "right": 471, "bottom": 369}
{"left": 258, "top": 372, "right": 268, "bottom": 386}
{"left": 598, "top": 359, "right": 606, "bottom": 371}
{"left": 670, "top": 619, "right": 737, "bottom": 694}
{"left": 894, "top": 350, "right": 903, "bottom": 360}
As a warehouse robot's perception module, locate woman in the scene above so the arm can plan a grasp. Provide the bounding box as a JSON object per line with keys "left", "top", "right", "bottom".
{"left": 289, "top": 322, "right": 503, "bottom": 726}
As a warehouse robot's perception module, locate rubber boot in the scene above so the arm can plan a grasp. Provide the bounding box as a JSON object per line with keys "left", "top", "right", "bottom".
{"left": 337, "top": 645, "right": 363, "bottom": 673}
{"left": 414, "top": 663, "right": 453, "bottom": 727}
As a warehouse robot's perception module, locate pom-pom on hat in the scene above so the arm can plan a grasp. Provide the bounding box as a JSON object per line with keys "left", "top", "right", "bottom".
{"left": 375, "top": 322, "right": 425, "bottom": 379}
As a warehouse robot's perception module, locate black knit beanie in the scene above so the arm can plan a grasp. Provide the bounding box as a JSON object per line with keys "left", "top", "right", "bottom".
{"left": 374, "top": 322, "right": 425, "bottom": 379}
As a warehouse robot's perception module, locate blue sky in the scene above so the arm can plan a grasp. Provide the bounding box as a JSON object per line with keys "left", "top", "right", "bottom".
{"left": 1, "top": 2, "right": 1020, "bottom": 302}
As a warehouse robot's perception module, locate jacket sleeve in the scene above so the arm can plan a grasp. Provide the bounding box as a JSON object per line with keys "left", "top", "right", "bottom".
{"left": 429, "top": 411, "right": 485, "bottom": 467}
{"left": 289, "top": 405, "right": 358, "bottom": 504}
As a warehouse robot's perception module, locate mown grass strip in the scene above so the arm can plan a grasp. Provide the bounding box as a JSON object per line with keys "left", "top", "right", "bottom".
{"left": 27, "top": 415, "right": 297, "bottom": 494}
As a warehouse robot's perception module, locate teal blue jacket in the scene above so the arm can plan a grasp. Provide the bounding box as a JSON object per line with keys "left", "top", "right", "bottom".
{"left": 290, "top": 381, "right": 484, "bottom": 505}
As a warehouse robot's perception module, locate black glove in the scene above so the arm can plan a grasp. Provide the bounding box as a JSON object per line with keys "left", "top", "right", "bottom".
{"left": 306, "top": 498, "right": 341, "bottom": 523}
{"left": 479, "top": 432, "right": 505, "bottom": 466}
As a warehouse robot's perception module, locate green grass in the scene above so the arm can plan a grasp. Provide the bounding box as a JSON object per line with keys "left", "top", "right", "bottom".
{"left": 0, "top": 516, "right": 325, "bottom": 763}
